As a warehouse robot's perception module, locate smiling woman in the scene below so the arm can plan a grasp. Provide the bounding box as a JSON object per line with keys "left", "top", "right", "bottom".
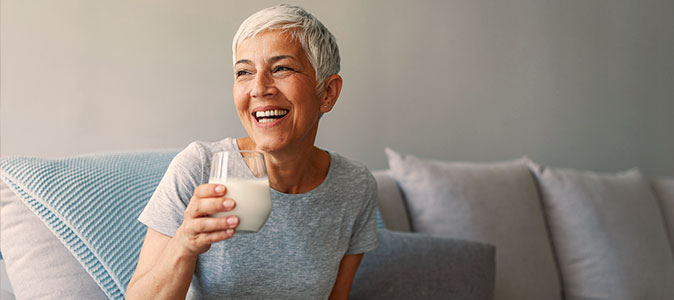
{"left": 233, "top": 30, "right": 343, "bottom": 165}
{"left": 125, "top": 4, "right": 377, "bottom": 300}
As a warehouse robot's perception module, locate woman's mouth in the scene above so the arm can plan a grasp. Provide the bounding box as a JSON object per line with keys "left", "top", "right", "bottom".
{"left": 254, "top": 109, "right": 289, "bottom": 124}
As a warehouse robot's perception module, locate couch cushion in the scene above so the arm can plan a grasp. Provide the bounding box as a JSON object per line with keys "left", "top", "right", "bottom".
{"left": 385, "top": 148, "right": 561, "bottom": 300}
{"left": 530, "top": 163, "right": 674, "bottom": 299}
{"left": 350, "top": 229, "right": 495, "bottom": 300}
{"left": 652, "top": 178, "right": 674, "bottom": 253}
{"left": 0, "top": 151, "right": 178, "bottom": 299}
{"left": 0, "top": 180, "right": 107, "bottom": 299}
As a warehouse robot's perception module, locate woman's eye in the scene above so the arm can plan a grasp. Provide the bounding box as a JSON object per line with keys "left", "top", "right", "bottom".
{"left": 236, "top": 70, "right": 251, "bottom": 77}
{"left": 273, "top": 66, "right": 293, "bottom": 73}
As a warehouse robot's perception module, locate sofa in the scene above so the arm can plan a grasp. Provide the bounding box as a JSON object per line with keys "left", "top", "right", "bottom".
{"left": 0, "top": 149, "right": 495, "bottom": 300}
{"left": 1, "top": 147, "right": 673, "bottom": 300}
{"left": 376, "top": 149, "right": 674, "bottom": 300}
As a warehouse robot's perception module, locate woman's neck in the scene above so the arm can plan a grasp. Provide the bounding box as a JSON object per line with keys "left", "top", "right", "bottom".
{"left": 236, "top": 137, "right": 330, "bottom": 194}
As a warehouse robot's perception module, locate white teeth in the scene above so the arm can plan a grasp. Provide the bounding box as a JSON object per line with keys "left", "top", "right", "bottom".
{"left": 259, "top": 118, "right": 274, "bottom": 123}
{"left": 255, "top": 109, "right": 288, "bottom": 118}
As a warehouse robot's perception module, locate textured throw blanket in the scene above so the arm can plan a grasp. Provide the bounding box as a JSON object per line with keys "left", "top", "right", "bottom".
{"left": 0, "top": 150, "right": 178, "bottom": 300}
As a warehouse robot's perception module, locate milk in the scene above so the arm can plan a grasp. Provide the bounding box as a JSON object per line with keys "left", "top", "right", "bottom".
{"left": 209, "top": 178, "right": 272, "bottom": 233}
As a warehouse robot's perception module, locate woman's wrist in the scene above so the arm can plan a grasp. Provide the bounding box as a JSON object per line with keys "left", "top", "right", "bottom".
{"left": 172, "top": 226, "right": 203, "bottom": 261}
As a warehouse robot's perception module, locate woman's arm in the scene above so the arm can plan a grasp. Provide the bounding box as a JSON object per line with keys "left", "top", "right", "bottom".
{"left": 328, "top": 253, "right": 364, "bottom": 300}
{"left": 126, "top": 184, "right": 239, "bottom": 299}
{"left": 125, "top": 228, "right": 198, "bottom": 299}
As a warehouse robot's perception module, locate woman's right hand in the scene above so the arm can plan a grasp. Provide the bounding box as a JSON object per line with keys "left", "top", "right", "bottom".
{"left": 176, "top": 184, "right": 239, "bottom": 257}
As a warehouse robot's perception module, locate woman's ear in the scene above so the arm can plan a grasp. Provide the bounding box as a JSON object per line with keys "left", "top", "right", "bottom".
{"left": 319, "top": 74, "right": 342, "bottom": 113}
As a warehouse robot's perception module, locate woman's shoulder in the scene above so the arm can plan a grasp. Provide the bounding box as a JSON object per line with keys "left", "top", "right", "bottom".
{"left": 180, "top": 138, "right": 237, "bottom": 158}
{"left": 169, "top": 138, "right": 237, "bottom": 170}
{"left": 190, "top": 137, "right": 238, "bottom": 153}
{"left": 328, "top": 152, "right": 375, "bottom": 185}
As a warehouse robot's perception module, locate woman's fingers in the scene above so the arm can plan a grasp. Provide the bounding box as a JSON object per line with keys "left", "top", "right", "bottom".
{"left": 179, "top": 215, "right": 239, "bottom": 255}
{"left": 177, "top": 184, "right": 240, "bottom": 256}
{"left": 184, "top": 216, "right": 239, "bottom": 235}
{"left": 186, "top": 197, "right": 236, "bottom": 217}
{"left": 178, "top": 226, "right": 236, "bottom": 256}
{"left": 195, "top": 229, "right": 236, "bottom": 245}
{"left": 187, "top": 184, "right": 237, "bottom": 217}
{"left": 194, "top": 183, "right": 227, "bottom": 199}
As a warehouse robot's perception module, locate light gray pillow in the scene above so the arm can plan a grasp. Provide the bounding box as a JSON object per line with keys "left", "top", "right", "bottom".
{"left": 350, "top": 229, "right": 495, "bottom": 300}
{"left": 385, "top": 148, "right": 561, "bottom": 300}
{"left": 651, "top": 178, "right": 674, "bottom": 257}
{"left": 0, "top": 180, "right": 107, "bottom": 300}
{"left": 529, "top": 163, "right": 674, "bottom": 300}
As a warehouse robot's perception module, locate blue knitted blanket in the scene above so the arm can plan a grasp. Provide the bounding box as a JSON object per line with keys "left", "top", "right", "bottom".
{"left": 0, "top": 150, "right": 178, "bottom": 300}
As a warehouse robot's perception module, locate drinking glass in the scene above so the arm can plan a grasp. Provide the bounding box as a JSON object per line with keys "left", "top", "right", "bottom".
{"left": 208, "top": 151, "right": 272, "bottom": 233}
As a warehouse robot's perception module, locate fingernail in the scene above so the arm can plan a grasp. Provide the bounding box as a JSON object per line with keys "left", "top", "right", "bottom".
{"left": 223, "top": 200, "right": 234, "bottom": 209}
{"left": 227, "top": 216, "right": 238, "bottom": 225}
{"left": 215, "top": 185, "right": 225, "bottom": 193}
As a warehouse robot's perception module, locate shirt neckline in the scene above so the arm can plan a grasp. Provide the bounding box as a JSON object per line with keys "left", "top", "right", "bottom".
{"left": 229, "top": 138, "right": 334, "bottom": 197}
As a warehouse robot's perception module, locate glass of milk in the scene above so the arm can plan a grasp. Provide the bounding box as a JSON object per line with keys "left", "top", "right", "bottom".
{"left": 208, "top": 151, "right": 272, "bottom": 233}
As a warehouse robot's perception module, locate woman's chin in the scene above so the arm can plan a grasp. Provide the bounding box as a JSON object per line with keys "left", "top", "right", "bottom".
{"left": 250, "top": 137, "right": 288, "bottom": 153}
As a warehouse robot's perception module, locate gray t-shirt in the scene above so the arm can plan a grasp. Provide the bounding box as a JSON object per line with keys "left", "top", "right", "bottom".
{"left": 138, "top": 138, "right": 378, "bottom": 299}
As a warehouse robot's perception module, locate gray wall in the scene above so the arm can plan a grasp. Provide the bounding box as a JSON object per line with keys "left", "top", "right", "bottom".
{"left": 2, "top": 0, "right": 673, "bottom": 176}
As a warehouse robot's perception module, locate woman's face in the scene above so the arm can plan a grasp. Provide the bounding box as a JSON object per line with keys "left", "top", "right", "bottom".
{"left": 233, "top": 30, "right": 329, "bottom": 153}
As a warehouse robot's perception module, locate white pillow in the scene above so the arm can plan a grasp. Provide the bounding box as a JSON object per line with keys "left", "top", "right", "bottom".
{"left": 529, "top": 163, "right": 674, "bottom": 299}
{"left": 386, "top": 148, "right": 561, "bottom": 300}
{"left": 0, "top": 180, "right": 107, "bottom": 300}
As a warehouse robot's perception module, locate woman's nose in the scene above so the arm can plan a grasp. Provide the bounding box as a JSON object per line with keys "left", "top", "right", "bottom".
{"left": 250, "top": 72, "right": 275, "bottom": 98}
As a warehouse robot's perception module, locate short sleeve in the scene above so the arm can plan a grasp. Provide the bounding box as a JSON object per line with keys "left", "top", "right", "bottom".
{"left": 138, "top": 142, "right": 205, "bottom": 237}
{"left": 346, "top": 172, "right": 379, "bottom": 255}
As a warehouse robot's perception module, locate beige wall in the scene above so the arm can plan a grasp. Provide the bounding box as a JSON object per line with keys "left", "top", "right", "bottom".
{"left": 2, "top": 0, "right": 673, "bottom": 176}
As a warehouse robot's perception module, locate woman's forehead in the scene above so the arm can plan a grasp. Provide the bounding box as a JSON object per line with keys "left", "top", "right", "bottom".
{"left": 235, "top": 30, "right": 306, "bottom": 63}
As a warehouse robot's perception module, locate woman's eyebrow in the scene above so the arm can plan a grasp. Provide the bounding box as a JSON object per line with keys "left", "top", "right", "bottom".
{"left": 270, "top": 55, "right": 296, "bottom": 63}
{"left": 235, "top": 55, "right": 297, "bottom": 67}
{"left": 235, "top": 59, "right": 252, "bottom": 66}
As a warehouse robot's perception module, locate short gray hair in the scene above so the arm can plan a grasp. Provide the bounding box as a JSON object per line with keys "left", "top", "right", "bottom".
{"left": 232, "top": 4, "right": 340, "bottom": 93}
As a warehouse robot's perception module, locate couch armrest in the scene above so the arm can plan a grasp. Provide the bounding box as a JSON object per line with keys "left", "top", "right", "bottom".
{"left": 372, "top": 170, "right": 412, "bottom": 232}
{"left": 351, "top": 229, "right": 496, "bottom": 300}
